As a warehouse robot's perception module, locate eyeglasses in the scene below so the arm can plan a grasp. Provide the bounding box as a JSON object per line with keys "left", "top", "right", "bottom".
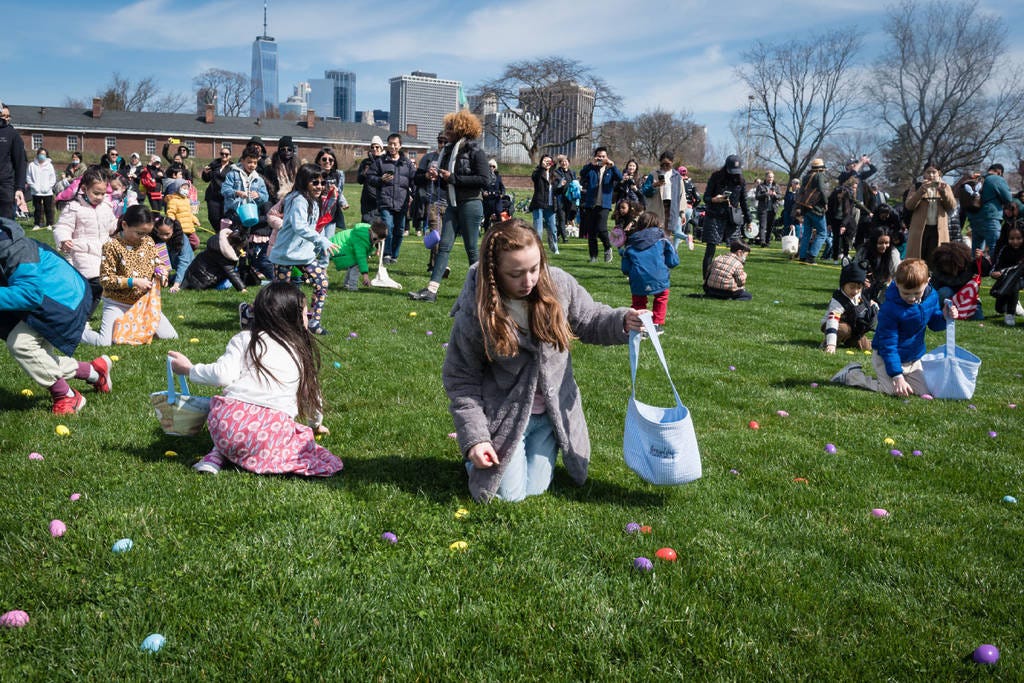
{"left": 220, "top": 152, "right": 230, "bottom": 156}
{"left": 321, "top": 158, "right": 335, "bottom": 164}
{"left": 309, "top": 180, "right": 326, "bottom": 187}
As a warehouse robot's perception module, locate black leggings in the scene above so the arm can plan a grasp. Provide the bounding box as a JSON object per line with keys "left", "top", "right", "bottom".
{"left": 33, "top": 195, "right": 55, "bottom": 226}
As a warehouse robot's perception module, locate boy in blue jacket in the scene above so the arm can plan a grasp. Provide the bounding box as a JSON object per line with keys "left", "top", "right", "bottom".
{"left": 830, "top": 258, "right": 956, "bottom": 396}
{"left": 620, "top": 211, "right": 679, "bottom": 334}
{"left": 0, "top": 218, "right": 111, "bottom": 414}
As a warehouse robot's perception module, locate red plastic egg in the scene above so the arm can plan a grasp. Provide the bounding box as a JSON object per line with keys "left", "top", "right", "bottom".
{"left": 655, "top": 547, "right": 677, "bottom": 562}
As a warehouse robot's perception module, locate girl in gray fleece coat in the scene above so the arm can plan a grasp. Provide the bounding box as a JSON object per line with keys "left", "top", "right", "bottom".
{"left": 443, "top": 219, "right": 643, "bottom": 502}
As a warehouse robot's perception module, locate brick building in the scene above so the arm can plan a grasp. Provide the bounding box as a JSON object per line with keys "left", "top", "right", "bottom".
{"left": 7, "top": 100, "right": 428, "bottom": 170}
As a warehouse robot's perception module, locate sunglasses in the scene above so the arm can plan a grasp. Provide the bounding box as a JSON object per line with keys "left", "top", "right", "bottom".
{"left": 321, "top": 157, "right": 335, "bottom": 164}
{"left": 220, "top": 152, "right": 230, "bottom": 156}
{"left": 309, "top": 179, "right": 326, "bottom": 187}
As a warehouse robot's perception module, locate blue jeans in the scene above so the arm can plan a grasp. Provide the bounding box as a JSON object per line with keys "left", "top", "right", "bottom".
{"left": 430, "top": 200, "right": 483, "bottom": 284}
{"left": 799, "top": 212, "right": 827, "bottom": 260}
{"left": 532, "top": 207, "right": 559, "bottom": 253}
{"left": 317, "top": 221, "right": 337, "bottom": 270}
{"left": 973, "top": 218, "right": 1001, "bottom": 253}
{"left": 381, "top": 209, "right": 407, "bottom": 260}
{"left": 466, "top": 413, "right": 558, "bottom": 502}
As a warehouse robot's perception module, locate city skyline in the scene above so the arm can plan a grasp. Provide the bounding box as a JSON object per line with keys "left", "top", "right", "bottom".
{"left": 2, "top": 0, "right": 1022, "bottom": 163}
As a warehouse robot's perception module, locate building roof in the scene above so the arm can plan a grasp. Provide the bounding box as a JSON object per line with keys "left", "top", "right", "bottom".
{"left": 6, "top": 104, "right": 428, "bottom": 149}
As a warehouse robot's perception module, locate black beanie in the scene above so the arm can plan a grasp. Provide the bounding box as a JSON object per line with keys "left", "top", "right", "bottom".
{"left": 840, "top": 261, "right": 867, "bottom": 286}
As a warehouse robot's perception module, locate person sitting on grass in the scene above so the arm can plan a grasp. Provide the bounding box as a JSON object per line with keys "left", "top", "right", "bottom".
{"left": 830, "top": 258, "right": 957, "bottom": 396}
{"left": 178, "top": 227, "right": 248, "bottom": 293}
{"left": 330, "top": 220, "right": 388, "bottom": 291}
{"left": 703, "top": 240, "right": 752, "bottom": 300}
{"left": 443, "top": 218, "right": 644, "bottom": 503}
{"left": 0, "top": 218, "right": 112, "bottom": 414}
{"left": 820, "top": 260, "right": 877, "bottom": 354}
{"left": 169, "top": 281, "right": 342, "bottom": 477}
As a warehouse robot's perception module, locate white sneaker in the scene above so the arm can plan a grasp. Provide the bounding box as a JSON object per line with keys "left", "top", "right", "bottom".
{"left": 1005, "top": 314, "right": 1016, "bottom": 327}
{"left": 830, "top": 363, "right": 862, "bottom": 384}
{"left": 192, "top": 459, "right": 221, "bottom": 474}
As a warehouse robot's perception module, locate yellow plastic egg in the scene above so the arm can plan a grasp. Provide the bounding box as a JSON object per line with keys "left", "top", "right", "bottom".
{"left": 55, "top": 425, "right": 70, "bottom": 437}
{"left": 409, "top": 311, "right": 417, "bottom": 317}
{"left": 454, "top": 508, "right": 469, "bottom": 520}
{"left": 20, "top": 389, "right": 34, "bottom": 397}
{"left": 109, "top": 355, "right": 119, "bottom": 362}
{"left": 883, "top": 438, "right": 895, "bottom": 446}
{"left": 189, "top": 338, "right": 200, "bottom": 343}
{"left": 164, "top": 450, "right": 178, "bottom": 457}
{"left": 449, "top": 540, "right": 468, "bottom": 551}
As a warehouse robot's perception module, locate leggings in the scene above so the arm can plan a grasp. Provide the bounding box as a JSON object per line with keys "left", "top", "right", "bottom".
{"left": 275, "top": 262, "right": 329, "bottom": 327}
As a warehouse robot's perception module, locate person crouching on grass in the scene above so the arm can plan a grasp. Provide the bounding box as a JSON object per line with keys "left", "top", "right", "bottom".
{"left": 830, "top": 258, "right": 957, "bottom": 396}
{"left": 820, "top": 260, "right": 877, "bottom": 353}
{"left": 704, "top": 240, "right": 752, "bottom": 300}
{"left": 443, "top": 219, "right": 644, "bottom": 503}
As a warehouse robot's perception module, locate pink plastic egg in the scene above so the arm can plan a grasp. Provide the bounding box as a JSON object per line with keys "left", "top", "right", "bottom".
{"left": 871, "top": 508, "right": 889, "bottom": 518}
{"left": 49, "top": 519, "right": 66, "bottom": 537}
{"left": 28, "top": 452, "right": 44, "bottom": 461}
{"left": 0, "top": 610, "right": 29, "bottom": 628}
{"left": 69, "top": 493, "right": 81, "bottom": 501}
{"left": 748, "top": 420, "right": 759, "bottom": 430}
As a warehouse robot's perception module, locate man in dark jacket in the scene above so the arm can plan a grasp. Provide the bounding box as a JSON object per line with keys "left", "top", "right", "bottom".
{"left": 0, "top": 218, "right": 110, "bottom": 414}
{"left": 202, "top": 146, "right": 233, "bottom": 230}
{"left": 356, "top": 136, "right": 384, "bottom": 220}
{"left": 365, "top": 133, "right": 415, "bottom": 264}
{"left": 0, "top": 104, "right": 27, "bottom": 220}
{"left": 701, "top": 154, "right": 752, "bottom": 280}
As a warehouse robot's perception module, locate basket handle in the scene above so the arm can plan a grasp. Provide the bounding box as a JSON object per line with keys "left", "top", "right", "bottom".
{"left": 628, "top": 311, "right": 683, "bottom": 408}
{"left": 165, "top": 356, "right": 191, "bottom": 406}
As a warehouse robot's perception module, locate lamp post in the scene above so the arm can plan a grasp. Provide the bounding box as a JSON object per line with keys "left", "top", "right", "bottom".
{"left": 745, "top": 94, "right": 755, "bottom": 169}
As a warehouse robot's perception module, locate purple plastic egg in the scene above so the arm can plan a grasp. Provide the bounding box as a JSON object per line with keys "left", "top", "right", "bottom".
{"left": 1009, "top": 403, "right": 1017, "bottom": 409}
{"left": 624, "top": 522, "right": 641, "bottom": 534}
{"left": 921, "top": 393, "right": 934, "bottom": 400}
{"left": 988, "top": 430, "right": 998, "bottom": 438}
{"left": 776, "top": 410, "right": 789, "bottom": 417}
{"left": 728, "top": 365, "right": 736, "bottom": 371}
{"left": 349, "top": 332, "right": 358, "bottom": 338}
{"left": 911, "top": 450, "right": 923, "bottom": 457}
{"left": 426, "top": 330, "right": 434, "bottom": 336}
{"left": 968, "top": 404, "right": 977, "bottom": 410}
{"left": 824, "top": 443, "right": 837, "bottom": 454}
{"left": 381, "top": 532, "right": 398, "bottom": 544}
{"left": 809, "top": 382, "right": 819, "bottom": 388}
{"left": 890, "top": 449, "right": 903, "bottom": 457}
{"left": 69, "top": 493, "right": 81, "bottom": 501}
{"left": 0, "top": 610, "right": 30, "bottom": 628}
{"left": 972, "top": 644, "right": 999, "bottom": 665}
{"left": 633, "top": 557, "right": 653, "bottom": 572}
{"left": 729, "top": 469, "right": 740, "bottom": 476}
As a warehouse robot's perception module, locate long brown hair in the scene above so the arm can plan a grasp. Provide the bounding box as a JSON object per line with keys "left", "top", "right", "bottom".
{"left": 476, "top": 219, "right": 574, "bottom": 359}
{"left": 247, "top": 282, "right": 323, "bottom": 421}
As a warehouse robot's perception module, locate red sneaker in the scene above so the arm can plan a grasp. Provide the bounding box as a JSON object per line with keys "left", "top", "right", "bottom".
{"left": 91, "top": 355, "right": 112, "bottom": 393}
{"left": 52, "top": 390, "right": 87, "bottom": 415}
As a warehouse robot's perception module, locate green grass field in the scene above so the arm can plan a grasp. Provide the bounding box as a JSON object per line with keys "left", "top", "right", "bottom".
{"left": 1, "top": 197, "right": 1021, "bottom": 680}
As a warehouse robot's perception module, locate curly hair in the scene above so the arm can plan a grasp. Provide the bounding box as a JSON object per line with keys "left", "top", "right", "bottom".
{"left": 928, "top": 241, "right": 971, "bottom": 279}
{"left": 443, "top": 109, "right": 483, "bottom": 141}
{"left": 475, "top": 219, "right": 574, "bottom": 359}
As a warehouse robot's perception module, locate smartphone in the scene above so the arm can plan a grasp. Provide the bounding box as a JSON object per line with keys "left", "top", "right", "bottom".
{"left": 723, "top": 191, "right": 732, "bottom": 198}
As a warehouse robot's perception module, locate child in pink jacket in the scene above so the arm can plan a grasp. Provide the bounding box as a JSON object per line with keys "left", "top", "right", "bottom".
{"left": 52, "top": 169, "right": 118, "bottom": 315}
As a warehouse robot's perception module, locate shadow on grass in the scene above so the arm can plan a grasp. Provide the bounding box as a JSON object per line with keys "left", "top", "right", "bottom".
{"left": 771, "top": 377, "right": 835, "bottom": 389}
{"left": 769, "top": 339, "right": 821, "bottom": 348}
{"left": 0, "top": 387, "right": 37, "bottom": 411}
{"left": 549, "top": 471, "right": 671, "bottom": 506}
{"left": 339, "top": 454, "right": 466, "bottom": 500}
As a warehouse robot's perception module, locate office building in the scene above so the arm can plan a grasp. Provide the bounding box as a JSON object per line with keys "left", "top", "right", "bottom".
{"left": 307, "top": 79, "right": 335, "bottom": 119}
{"left": 519, "top": 81, "right": 595, "bottom": 162}
{"left": 483, "top": 109, "right": 535, "bottom": 165}
{"left": 279, "top": 82, "right": 311, "bottom": 118}
{"left": 325, "top": 71, "right": 356, "bottom": 122}
{"left": 250, "top": 4, "right": 278, "bottom": 117}
{"left": 389, "top": 71, "right": 460, "bottom": 145}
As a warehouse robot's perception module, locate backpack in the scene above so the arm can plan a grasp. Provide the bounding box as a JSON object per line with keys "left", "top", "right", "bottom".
{"left": 958, "top": 181, "right": 982, "bottom": 211}
{"left": 796, "top": 175, "right": 821, "bottom": 211}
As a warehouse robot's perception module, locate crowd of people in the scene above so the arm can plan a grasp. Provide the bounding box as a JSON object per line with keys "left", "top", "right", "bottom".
{"left": 1, "top": 100, "right": 1022, "bottom": 501}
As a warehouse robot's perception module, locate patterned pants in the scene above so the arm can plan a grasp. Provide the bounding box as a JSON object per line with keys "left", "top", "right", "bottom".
{"left": 201, "top": 396, "right": 342, "bottom": 476}
{"left": 274, "top": 263, "right": 329, "bottom": 326}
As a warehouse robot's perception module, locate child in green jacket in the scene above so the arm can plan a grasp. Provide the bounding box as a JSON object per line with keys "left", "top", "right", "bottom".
{"left": 330, "top": 221, "right": 387, "bottom": 290}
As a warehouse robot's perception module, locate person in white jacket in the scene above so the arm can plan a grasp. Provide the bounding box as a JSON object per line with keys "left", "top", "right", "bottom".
{"left": 26, "top": 148, "right": 56, "bottom": 230}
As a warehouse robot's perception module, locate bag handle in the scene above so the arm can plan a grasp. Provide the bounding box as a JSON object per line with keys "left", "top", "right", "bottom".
{"left": 165, "top": 356, "right": 191, "bottom": 406}
{"left": 628, "top": 311, "right": 683, "bottom": 408}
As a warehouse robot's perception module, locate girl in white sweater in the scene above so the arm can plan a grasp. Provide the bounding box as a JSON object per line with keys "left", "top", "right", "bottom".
{"left": 167, "top": 282, "right": 342, "bottom": 476}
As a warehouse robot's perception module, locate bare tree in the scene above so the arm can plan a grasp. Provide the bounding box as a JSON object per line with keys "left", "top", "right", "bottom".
{"left": 818, "top": 130, "right": 884, "bottom": 178}
{"left": 475, "top": 57, "right": 622, "bottom": 164}
{"left": 96, "top": 73, "right": 187, "bottom": 113}
{"left": 62, "top": 96, "right": 87, "bottom": 110}
{"left": 632, "top": 109, "right": 701, "bottom": 164}
{"left": 873, "top": 0, "right": 1024, "bottom": 184}
{"left": 737, "top": 30, "right": 863, "bottom": 180}
{"left": 595, "top": 119, "right": 636, "bottom": 163}
{"left": 193, "top": 68, "right": 253, "bottom": 117}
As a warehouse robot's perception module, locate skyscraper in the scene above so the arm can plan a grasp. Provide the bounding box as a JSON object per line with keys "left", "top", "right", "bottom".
{"left": 389, "top": 71, "right": 460, "bottom": 143}
{"left": 519, "top": 81, "right": 596, "bottom": 162}
{"left": 325, "top": 71, "right": 356, "bottom": 122}
{"left": 250, "top": 2, "right": 278, "bottom": 118}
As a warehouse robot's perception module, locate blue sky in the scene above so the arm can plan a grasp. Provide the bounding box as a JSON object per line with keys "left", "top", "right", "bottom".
{"left": 2, "top": 0, "right": 1021, "bottom": 158}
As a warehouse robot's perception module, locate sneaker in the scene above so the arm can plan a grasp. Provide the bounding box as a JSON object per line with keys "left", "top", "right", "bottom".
{"left": 589, "top": 257, "right": 597, "bottom": 263}
{"left": 408, "top": 288, "right": 437, "bottom": 303}
{"left": 654, "top": 324, "right": 665, "bottom": 335}
{"left": 604, "top": 249, "right": 613, "bottom": 263}
{"left": 830, "top": 363, "right": 862, "bottom": 385}
{"left": 443, "top": 267, "right": 451, "bottom": 280}
{"left": 551, "top": 245, "right": 560, "bottom": 255}
{"left": 806, "top": 257, "right": 816, "bottom": 264}
{"left": 239, "top": 302, "right": 253, "bottom": 330}
{"left": 52, "top": 389, "right": 86, "bottom": 415}
{"left": 32, "top": 225, "right": 44, "bottom": 231}
{"left": 192, "top": 456, "right": 221, "bottom": 475}
{"left": 382, "top": 256, "right": 396, "bottom": 265}
{"left": 307, "top": 322, "right": 329, "bottom": 335}
{"left": 1016, "top": 302, "right": 1024, "bottom": 316}
{"left": 90, "top": 355, "right": 112, "bottom": 393}
{"left": 1005, "top": 314, "right": 1016, "bottom": 327}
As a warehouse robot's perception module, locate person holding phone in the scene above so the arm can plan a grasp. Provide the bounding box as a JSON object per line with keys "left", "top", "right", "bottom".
{"left": 641, "top": 151, "right": 687, "bottom": 249}
{"left": 701, "top": 155, "right": 752, "bottom": 281}
{"left": 904, "top": 166, "right": 955, "bottom": 261}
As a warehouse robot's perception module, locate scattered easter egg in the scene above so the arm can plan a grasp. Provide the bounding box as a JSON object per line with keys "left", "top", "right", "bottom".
{"left": 773, "top": 300, "right": 781, "bottom": 304}
{"left": 332, "top": 361, "right": 341, "bottom": 369}
{"left": 968, "top": 404, "right": 977, "bottom": 410}
{"left": 381, "top": 532, "right": 398, "bottom": 544}
{"left": 728, "top": 365, "right": 736, "bottom": 371}
{"left": 624, "top": 522, "right": 641, "bottom": 534}
{"left": 390, "top": 328, "right": 398, "bottom": 334}
{"left": 189, "top": 338, "right": 199, "bottom": 343}
{"left": 454, "top": 508, "right": 469, "bottom": 520}
{"left": 920, "top": 393, "right": 933, "bottom": 400}
{"left": 0, "top": 610, "right": 30, "bottom": 628}
{"left": 426, "top": 330, "right": 434, "bottom": 337}
{"left": 449, "top": 540, "right": 468, "bottom": 552}
{"left": 28, "top": 452, "right": 44, "bottom": 461}
{"left": 447, "top": 432, "right": 458, "bottom": 439}
{"left": 748, "top": 420, "right": 759, "bottom": 430}
{"left": 140, "top": 633, "right": 166, "bottom": 653}
{"left": 890, "top": 449, "right": 903, "bottom": 457}
{"left": 988, "top": 430, "right": 998, "bottom": 438}
{"left": 69, "top": 493, "right": 81, "bottom": 501}
{"left": 793, "top": 477, "right": 809, "bottom": 484}
{"left": 809, "top": 382, "right": 819, "bottom": 388}
{"left": 49, "top": 519, "right": 66, "bottom": 537}
{"left": 639, "top": 525, "right": 653, "bottom": 534}
{"left": 972, "top": 644, "right": 999, "bottom": 665}
{"left": 1003, "top": 495, "right": 1017, "bottom": 504}
{"left": 655, "top": 547, "right": 678, "bottom": 562}
{"left": 978, "top": 323, "right": 984, "bottom": 327}
{"left": 20, "top": 388, "right": 33, "bottom": 397}
{"left": 883, "top": 438, "right": 895, "bottom": 446}
{"left": 824, "top": 443, "right": 837, "bottom": 454}
{"left": 633, "top": 557, "right": 653, "bottom": 572}
{"left": 845, "top": 350, "right": 855, "bottom": 355}
{"left": 177, "top": 315, "right": 185, "bottom": 320}
{"left": 1009, "top": 403, "right": 1017, "bottom": 409}
{"left": 55, "top": 425, "right": 70, "bottom": 437}
{"left": 112, "top": 538, "right": 133, "bottom": 554}
{"left": 729, "top": 469, "right": 740, "bottom": 475}
{"left": 776, "top": 410, "right": 789, "bottom": 417}
{"left": 109, "top": 355, "right": 119, "bottom": 362}
{"left": 863, "top": 349, "right": 872, "bottom": 355}
{"left": 871, "top": 508, "right": 889, "bottom": 518}
{"left": 164, "top": 450, "right": 177, "bottom": 458}
{"left": 441, "top": 343, "right": 449, "bottom": 349}
{"left": 409, "top": 311, "right": 417, "bottom": 317}
{"left": 349, "top": 332, "right": 358, "bottom": 338}
{"left": 911, "top": 450, "right": 923, "bottom": 456}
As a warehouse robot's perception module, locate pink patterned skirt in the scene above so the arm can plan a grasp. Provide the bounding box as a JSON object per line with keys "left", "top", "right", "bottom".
{"left": 205, "top": 396, "right": 343, "bottom": 476}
